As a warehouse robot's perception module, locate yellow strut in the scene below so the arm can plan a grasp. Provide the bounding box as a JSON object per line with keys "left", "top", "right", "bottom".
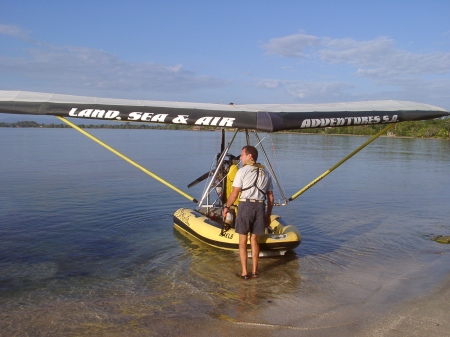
{"left": 57, "top": 116, "right": 198, "bottom": 203}
{"left": 289, "top": 123, "right": 395, "bottom": 201}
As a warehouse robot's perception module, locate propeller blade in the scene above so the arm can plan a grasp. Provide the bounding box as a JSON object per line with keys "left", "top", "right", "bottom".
{"left": 187, "top": 171, "right": 213, "bottom": 188}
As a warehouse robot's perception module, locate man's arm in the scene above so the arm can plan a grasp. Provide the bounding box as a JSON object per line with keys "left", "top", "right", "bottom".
{"left": 223, "top": 187, "right": 241, "bottom": 217}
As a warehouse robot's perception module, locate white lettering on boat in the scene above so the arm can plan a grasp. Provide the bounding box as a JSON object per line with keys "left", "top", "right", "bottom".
{"left": 126, "top": 112, "right": 169, "bottom": 122}
{"left": 172, "top": 115, "right": 189, "bottom": 124}
{"left": 300, "top": 115, "right": 397, "bottom": 128}
{"left": 67, "top": 108, "right": 237, "bottom": 126}
{"left": 69, "top": 108, "right": 121, "bottom": 120}
{"left": 195, "top": 116, "right": 235, "bottom": 127}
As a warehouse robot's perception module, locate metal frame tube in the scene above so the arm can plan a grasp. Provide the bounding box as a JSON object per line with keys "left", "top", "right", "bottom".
{"left": 289, "top": 123, "right": 395, "bottom": 201}
{"left": 198, "top": 128, "right": 240, "bottom": 207}
{"left": 57, "top": 116, "right": 198, "bottom": 203}
{"left": 253, "top": 130, "right": 289, "bottom": 204}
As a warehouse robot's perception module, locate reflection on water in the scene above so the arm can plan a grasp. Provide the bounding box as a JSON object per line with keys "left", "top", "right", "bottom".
{"left": 0, "top": 129, "right": 449, "bottom": 335}
{"left": 173, "top": 228, "right": 302, "bottom": 302}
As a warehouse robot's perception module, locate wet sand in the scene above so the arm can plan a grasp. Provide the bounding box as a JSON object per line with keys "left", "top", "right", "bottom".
{"left": 153, "top": 273, "right": 450, "bottom": 337}
{"left": 358, "top": 274, "right": 450, "bottom": 337}
{"left": 1, "top": 274, "right": 449, "bottom": 336}
{"left": 173, "top": 274, "right": 450, "bottom": 337}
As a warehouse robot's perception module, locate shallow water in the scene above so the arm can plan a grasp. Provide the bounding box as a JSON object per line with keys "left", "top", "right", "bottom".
{"left": 0, "top": 128, "right": 449, "bottom": 336}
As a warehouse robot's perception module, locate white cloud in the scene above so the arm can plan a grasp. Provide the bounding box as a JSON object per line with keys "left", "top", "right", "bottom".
{"left": 262, "top": 33, "right": 321, "bottom": 58}
{"left": 354, "top": 50, "right": 450, "bottom": 79}
{"left": 286, "top": 81, "right": 355, "bottom": 101}
{"left": 257, "top": 79, "right": 355, "bottom": 101}
{"left": 260, "top": 33, "right": 450, "bottom": 107}
{"left": 319, "top": 37, "right": 395, "bottom": 66}
{"left": 258, "top": 79, "right": 283, "bottom": 89}
{"left": 0, "top": 34, "right": 227, "bottom": 95}
{"left": 263, "top": 33, "right": 450, "bottom": 80}
{"left": 0, "top": 24, "right": 29, "bottom": 39}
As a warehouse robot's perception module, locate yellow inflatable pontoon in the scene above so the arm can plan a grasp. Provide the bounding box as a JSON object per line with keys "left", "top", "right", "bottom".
{"left": 173, "top": 208, "right": 301, "bottom": 256}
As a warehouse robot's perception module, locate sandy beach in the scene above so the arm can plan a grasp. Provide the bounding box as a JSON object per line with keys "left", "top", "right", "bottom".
{"left": 122, "top": 273, "right": 450, "bottom": 337}
{"left": 160, "top": 274, "right": 450, "bottom": 337}
{"left": 1, "top": 277, "right": 449, "bottom": 337}
{"left": 358, "top": 274, "right": 450, "bottom": 337}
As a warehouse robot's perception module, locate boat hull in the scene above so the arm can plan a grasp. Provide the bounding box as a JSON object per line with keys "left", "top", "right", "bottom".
{"left": 173, "top": 208, "right": 301, "bottom": 256}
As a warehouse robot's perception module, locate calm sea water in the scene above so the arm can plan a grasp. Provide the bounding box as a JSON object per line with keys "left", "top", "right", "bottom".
{"left": 0, "top": 128, "right": 449, "bottom": 336}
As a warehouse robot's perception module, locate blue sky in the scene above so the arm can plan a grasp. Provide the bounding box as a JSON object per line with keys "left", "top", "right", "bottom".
{"left": 1, "top": 1, "right": 450, "bottom": 112}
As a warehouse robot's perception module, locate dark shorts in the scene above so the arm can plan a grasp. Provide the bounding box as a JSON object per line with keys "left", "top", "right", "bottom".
{"left": 235, "top": 201, "right": 266, "bottom": 236}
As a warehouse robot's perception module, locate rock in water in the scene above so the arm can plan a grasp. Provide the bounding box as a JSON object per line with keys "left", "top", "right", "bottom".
{"left": 432, "top": 235, "right": 450, "bottom": 244}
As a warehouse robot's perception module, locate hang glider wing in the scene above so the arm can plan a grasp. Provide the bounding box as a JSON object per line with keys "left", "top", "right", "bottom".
{"left": 0, "top": 90, "right": 448, "bottom": 132}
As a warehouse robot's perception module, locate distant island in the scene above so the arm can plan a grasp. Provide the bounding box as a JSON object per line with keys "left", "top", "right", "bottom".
{"left": 1, "top": 119, "right": 449, "bottom": 139}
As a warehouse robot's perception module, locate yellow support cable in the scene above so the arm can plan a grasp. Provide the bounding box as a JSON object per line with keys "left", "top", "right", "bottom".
{"left": 289, "top": 123, "right": 395, "bottom": 201}
{"left": 57, "top": 116, "right": 198, "bottom": 203}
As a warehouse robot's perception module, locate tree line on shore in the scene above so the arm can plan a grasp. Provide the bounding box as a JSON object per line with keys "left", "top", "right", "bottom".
{"left": 1, "top": 118, "right": 449, "bottom": 139}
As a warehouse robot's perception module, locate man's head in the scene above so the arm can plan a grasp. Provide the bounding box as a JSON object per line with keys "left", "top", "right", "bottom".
{"left": 241, "top": 145, "right": 258, "bottom": 164}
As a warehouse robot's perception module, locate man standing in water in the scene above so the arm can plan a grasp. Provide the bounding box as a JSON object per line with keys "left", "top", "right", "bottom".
{"left": 223, "top": 145, "right": 274, "bottom": 279}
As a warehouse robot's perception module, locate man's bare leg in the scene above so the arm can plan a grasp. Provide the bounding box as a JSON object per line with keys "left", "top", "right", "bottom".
{"left": 239, "top": 233, "right": 248, "bottom": 277}
{"left": 250, "top": 234, "right": 259, "bottom": 275}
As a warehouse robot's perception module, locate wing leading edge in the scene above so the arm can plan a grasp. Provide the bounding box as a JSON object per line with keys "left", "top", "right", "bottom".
{"left": 0, "top": 90, "right": 448, "bottom": 132}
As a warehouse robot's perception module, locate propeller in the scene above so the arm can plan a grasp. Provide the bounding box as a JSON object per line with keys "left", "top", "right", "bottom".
{"left": 187, "top": 170, "right": 213, "bottom": 188}
{"left": 187, "top": 129, "right": 240, "bottom": 189}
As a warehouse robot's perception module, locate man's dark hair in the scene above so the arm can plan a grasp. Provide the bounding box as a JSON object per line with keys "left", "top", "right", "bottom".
{"left": 242, "top": 145, "right": 258, "bottom": 161}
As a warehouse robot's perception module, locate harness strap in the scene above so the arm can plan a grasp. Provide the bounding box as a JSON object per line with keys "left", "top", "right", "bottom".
{"left": 240, "top": 165, "right": 267, "bottom": 200}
